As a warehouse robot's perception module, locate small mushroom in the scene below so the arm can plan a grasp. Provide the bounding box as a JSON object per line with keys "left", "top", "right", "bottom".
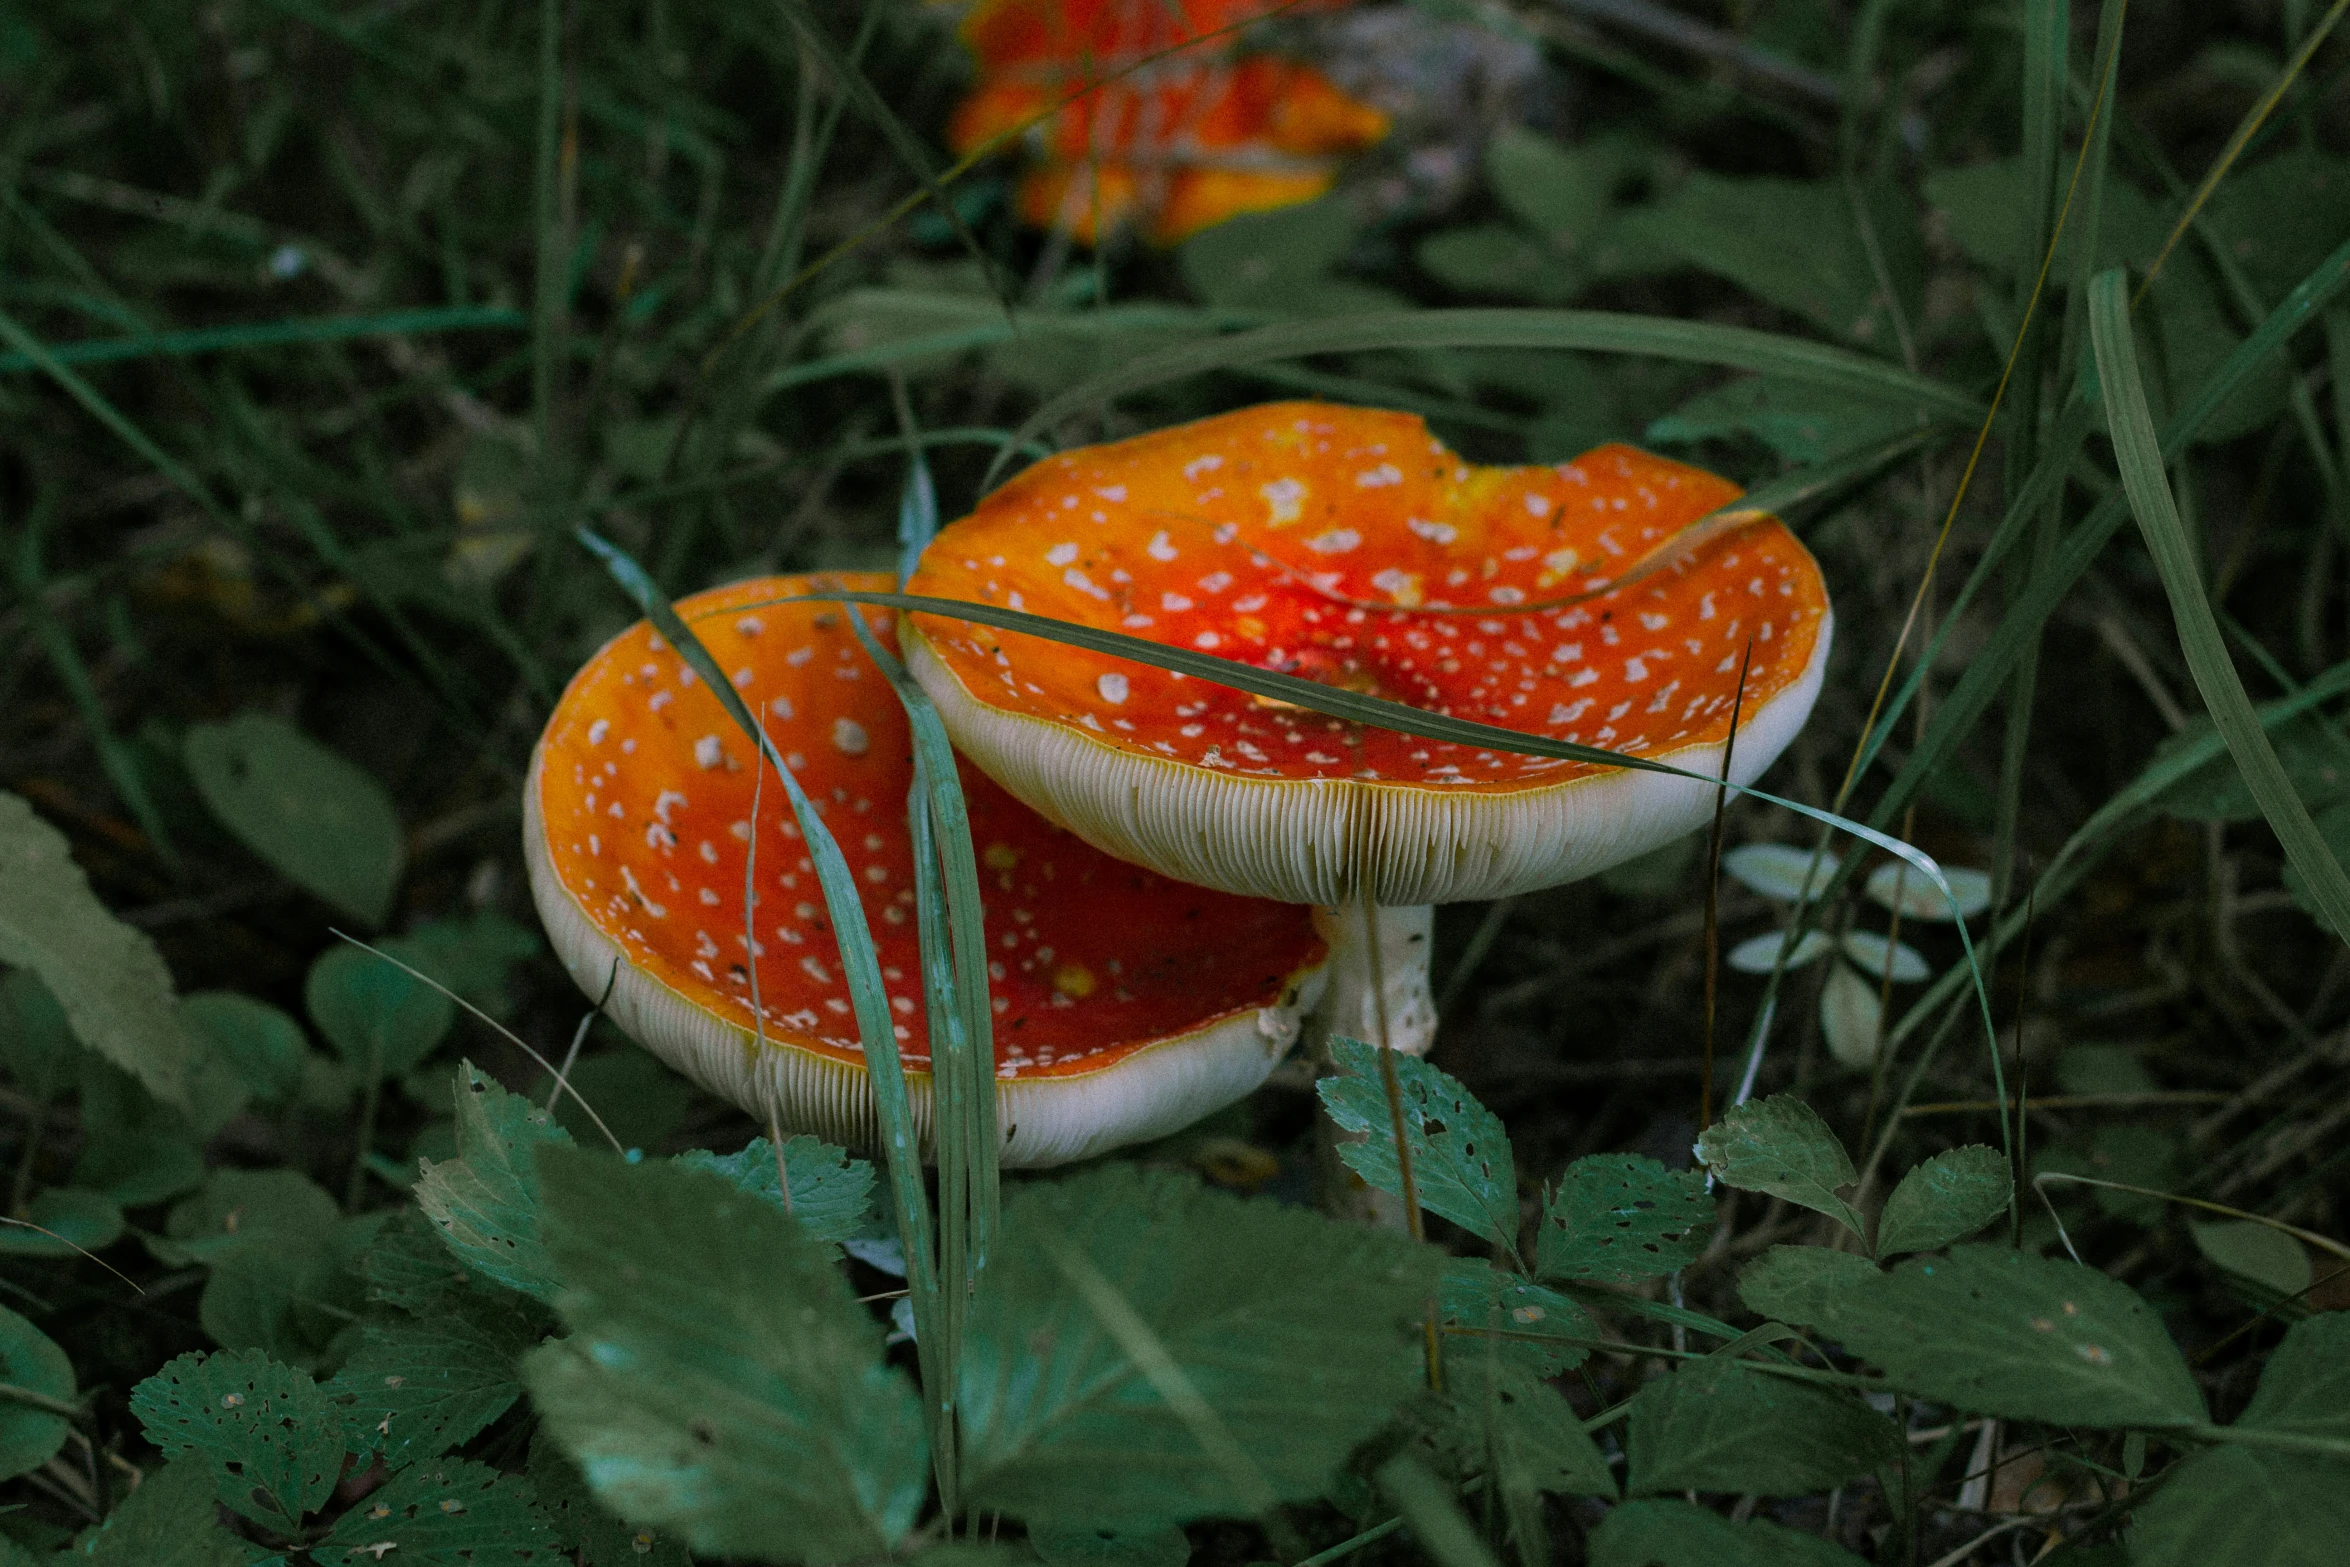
{"left": 903, "top": 402, "right": 1832, "bottom": 1056}
{"left": 524, "top": 572, "right": 1330, "bottom": 1167}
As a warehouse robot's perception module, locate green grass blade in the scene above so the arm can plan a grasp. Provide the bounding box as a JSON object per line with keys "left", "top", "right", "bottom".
{"left": 0, "top": 306, "right": 528, "bottom": 374}
{"left": 573, "top": 528, "right": 956, "bottom": 1501}
{"left": 2088, "top": 267, "right": 2350, "bottom": 937}
{"left": 988, "top": 309, "right": 1981, "bottom": 487}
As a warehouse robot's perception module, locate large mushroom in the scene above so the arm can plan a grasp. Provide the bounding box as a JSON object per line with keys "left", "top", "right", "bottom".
{"left": 524, "top": 572, "right": 1330, "bottom": 1166}
{"left": 902, "top": 402, "right": 1833, "bottom": 1058}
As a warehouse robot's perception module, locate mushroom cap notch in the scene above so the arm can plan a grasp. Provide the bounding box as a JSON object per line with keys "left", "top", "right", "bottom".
{"left": 904, "top": 402, "right": 1833, "bottom": 906}
{"left": 525, "top": 572, "right": 1329, "bottom": 1167}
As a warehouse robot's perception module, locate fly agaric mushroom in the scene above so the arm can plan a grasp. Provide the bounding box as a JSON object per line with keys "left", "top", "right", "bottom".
{"left": 902, "top": 402, "right": 1832, "bottom": 1054}
{"left": 948, "top": 0, "right": 1388, "bottom": 246}
{"left": 524, "top": 572, "right": 1329, "bottom": 1166}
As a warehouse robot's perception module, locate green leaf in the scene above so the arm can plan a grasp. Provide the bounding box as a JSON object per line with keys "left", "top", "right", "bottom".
{"left": 0, "top": 790, "right": 194, "bottom": 1109}
{"left": 0, "top": 966, "right": 77, "bottom": 1098}
{"left": 415, "top": 1061, "right": 574, "bottom": 1302}
{"left": 2236, "top": 1311, "right": 2350, "bottom": 1440}
{"left": 673, "top": 1135, "right": 875, "bottom": 1250}
{"left": 1721, "top": 844, "right": 1836, "bottom": 903}
{"left": 1649, "top": 375, "right": 1926, "bottom": 463}
{"left": 58, "top": 1458, "right": 253, "bottom": 1567}
{"left": 1875, "top": 1146, "right": 2011, "bottom": 1258}
{"left": 1438, "top": 1362, "right": 1616, "bottom": 1499}
{"left": 385, "top": 911, "right": 540, "bottom": 1017}
{"left": 161, "top": 1169, "right": 355, "bottom": 1365}
{"left": 1695, "top": 1096, "right": 1863, "bottom": 1236}
{"left": 71, "top": 1130, "right": 204, "bottom": 1207}
{"left": 2126, "top": 1446, "right": 2350, "bottom": 1567}
{"left": 306, "top": 944, "right": 455, "bottom": 1082}
{"left": 1440, "top": 1259, "right": 1594, "bottom": 1378}
{"left": 2089, "top": 267, "right": 2350, "bottom": 947}
{"left": 1418, "top": 225, "right": 1581, "bottom": 303}
{"left": 1376, "top": 1453, "right": 1504, "bottom": 1567}
{"left": 182, "top": 714, "right": 404, "bottom": 927}
{"left": 1317, "top": 1037, "right": 1520, "bottom": 1250}
{"left": 164, "top": 1169, "right": 341, "bottom": 1264}
{"left": 959, "top": 1164, "right": 1442, "bottom": 1530}
{"left": 2153, "top": 713, "right": 2350, "bottom": 823}
{"left": 129, "top": 1349, "right": 346, "bottom": 1529}
{"left": 1817, "top": 963, "right": 1884, "bottom": 1071}
{"left": 330, "top": 1298, "right": 536, "bottom": 1471}
{"left": 0, "top": 1187, "right": 124, "bottom": 1257}
{"left": 543, "top": 1050, "right": 691, "bottom": 1151}
{"left": 181, "top": 992, "right": 310, "bottom": 1106}
{"left": 0, "top": 1305, "right": 74, "bottom": 1480}
{"left": 524, "top": 1147, "right": 927, "bottom": 1565}
{"left": 1614, "top": 174, "right": 1916, "bottom": 344}
{"left": 1740, "top": 1245, "right": 2205, "bottom": 1428}
{"left": 528, "top": 1435, "right": 693, "bottom": 1567}
{"left": 312, "top": 1457, "right": 559, "bottom": 1565}
{"left": 359, "top": 1210, "right": 488, "bottom": 1315}
{"left": 1027, "top": 1522, "right": 1192, "bottom": 1567}
{"left": 1587, "top": 1499, "right": 1868, "bottom": 1567}
{"left": 1536, "top": 1153, "right": 1713, "bottom": 1284}
{"left": 1179, "top": 198, "right": 1358, "bottom": 309}
{"left": 1486, "top": 127, "right": 1636, "bottom": 251}
{"left": 1921, "top": 158, "right": 2167, "bottom": 276}
{"left": 2188, "top": 1219, "right": 2314, "bottom": 1299}
{"left": 1625, "top": 1356, "right": 1896, "bottom": 1497}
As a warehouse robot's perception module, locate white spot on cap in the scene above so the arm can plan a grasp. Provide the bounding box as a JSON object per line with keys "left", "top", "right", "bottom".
{"left": 1407, "top": 517, "right": 1458, "bottom": 545}
{"left": 771, "top": 696, "right": 795, "bottom": 719}
{"left": 1162, "top": 592, "right": 1193, "bottom": 611}
{"left": 1306, "top": 528, "right": 1361, "bottom": 554}
{"left": 1261, "top": 477, "right": 1306, "bottom": 524}
{"left": 587, "top": 718, "right": 610, "bottom": 745}
{"left": 1525, "top": 493, "right": 1554, "bottom": 517}
{"left": 1095, "top": 484, "right": 1127, "bottom": 502}
{"left": 1097, "top": 672, "right": 1130, "bottom": 704}
{"left": 1146, "top": 531, "right": 1178, "bottom": 562}
{"left": 1356, "top": 463, "right": 1402, "bottom": 488}
{"left": 735, "top": 615, "right": 763, "bottom": 635}
{"left": 694, "top": 736, "right": 725, "bottom": 769}
{"left": 831, "top": 718, "right": 869, "bottom": 756}
{"left": 732, "top": 667, "right": 754, "bottom": 688}
{"left": 1046, "top": 542, "right": 1079, "bottom": 566}
{"left": 1183, "top": 454, "right": 1224, "bottom": 480}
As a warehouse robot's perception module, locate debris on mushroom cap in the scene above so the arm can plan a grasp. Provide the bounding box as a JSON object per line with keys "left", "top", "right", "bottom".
{"left": 947, "top": 0, "right": 1388, "bottom": 246}
{"left": 903, "top": 403, "right": 1834, "bottom": 907}
{"left": 524, "top": 572, "right": 1329, "bottom": 1166}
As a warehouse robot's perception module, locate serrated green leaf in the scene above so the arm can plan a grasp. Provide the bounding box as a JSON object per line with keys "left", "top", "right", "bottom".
{"left": 358, "top": 1210, "right": 483, "bottom": 1314}
{"left": 415, "top": 1061, "right": 574, "bottom": 1302}
{"left": 2236, "top": 1312, "right": 2350, "bottom": 1439}
{"left": 1318, "top": 1037, "right": 1519, "bottom": 1250}
{"left": 183, "top": 714, "right": 404, "bottom": 927}
{"left": 0, "top": 1187, "right": 123, "bottom": 1257}
{"left": 59, "top": 1458, "right": 252, "bottom": 1567}
{"left": 1625, "top": 1356, "right": 1896, "bottom": 1497}
{"left": 1587, "top": 1499, "right": 1867, "bottom": 1567}
{"left": 1696, "top": 1096, "right": 1863, "bottom": 1235}
{"left": 524, "top": 1147, "right": 926, "bottom": 1565}
{"left": 1439, "top": 1361, "right": 1616, "bottom": 1499}
{"left": 180, "top": 992, "right": 309, "bottom": 1107}
{"left": 1536, "top": 1153, "right": 1714, "bottom": 1284}
{"left": 2127, "top": 1445, "right": 2350, "bottom": 1567}
{"left": 674, "top": 1135, "right": 874, "bottom": 1250}
{"left": 1738, "top": 1245, "right": 1881, "bottom": 1329}
{"left": 0, "top": 1305, "right": 74, "bottom": 1481}
{"left": 130, "top": 1349, "right": 345, "bottom": 1529}
{"left": 527, "top": 1435, "right": 692, "bottom": 1567}
{"left": 959, "top": 1164, "right": 1442, "bottom": 1530}
{"left": 0, "top": 790, "right": 194, "bottom": 1109}
{"left": 330, "top": 1298, "right": 537, "bottom": 1470}
{"left": 1745, "top": 1246, "right": 2204, "bottom": 1428}
{"left": 1440, "top": 1259, "right": 1593, "bottom": 1378}
{"left": 1875, "top": 1146, "right": 2010, "bottom": 1258}
{"left": 306, "top": 944, "right": 454, "bottom": 1083}
{"left": 313, "top": 1457, "right": 559, "bottom": 1564}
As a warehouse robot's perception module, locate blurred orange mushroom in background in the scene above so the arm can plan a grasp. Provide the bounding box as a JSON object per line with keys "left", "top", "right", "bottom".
{"left": 945, "top": 0, "right": 1388, "bottom": 246}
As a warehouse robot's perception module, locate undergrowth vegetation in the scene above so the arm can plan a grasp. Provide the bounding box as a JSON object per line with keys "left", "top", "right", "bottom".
{"left": 2, "top": 1, "right": 2347, "bottom": 1564}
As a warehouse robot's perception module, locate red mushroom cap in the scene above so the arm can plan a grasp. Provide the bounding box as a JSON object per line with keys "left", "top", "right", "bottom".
{"left": 903, "top": 403, "right": 1833, "bottom": 906}
{"left": 524, "top": 573, "right": 1328, "bottom": 1166}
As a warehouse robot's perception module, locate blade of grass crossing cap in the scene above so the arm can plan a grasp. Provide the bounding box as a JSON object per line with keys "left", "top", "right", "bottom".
{"left": 2089, "top": 268, "right": 2350, "bottom": 938}
{"left": 843, "top": 609, "right": 1001, "bottom": 1269}
{"left": 573, "top": 528, "right": 959, "bottom": 1507}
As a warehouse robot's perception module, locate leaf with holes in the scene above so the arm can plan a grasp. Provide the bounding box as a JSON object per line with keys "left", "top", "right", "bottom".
{"left": 528, "top": 1434, "right": 693, "bottom": 1567}
{"left": 129, "top": 1350, "right": 346, "bottom": 1530}
{"left": 1875, "top": 1146, "right": 2010, "bottom": 1258}
{"left": 959, "top": 1163, "right": 1442, "bottom": 1531}
{"left": 1538, "top": 1153, "right": 1715, "bottom": 1284}
{"left": 1318, "top": 1036, "right": 1519, "bottom": 1250}
{"left": 674, "top": 1135, "right": 874, "bottom": 1251}
{"left": 1744, "top": 1245, "right": 2204, "bottom": 1428}
{"left": 524, "top": 1148, "right": 926, "bottom": 1565}
{"left": 312, "top": 1457, "right": 559, "bottom": 1564}
{"left": 1441, "top": 1259, "right": 1593, "bottom": 1378}
{"left": 416, "top": 1061, "right": 574, "bottom": 1302}
{"left": 1696, "top": 1095, "right": 1863, "bottom": 1235}
{"left": 330, "top": 1295, "right": 540, "bottom": 1471}
{"left": 1626, "top": 1355, "right": 1897, "bottom": 1497}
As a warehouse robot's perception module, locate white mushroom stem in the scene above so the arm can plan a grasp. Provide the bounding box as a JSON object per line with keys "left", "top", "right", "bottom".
{"left": 1306, "top": 901, "right": 1436, "bottom": 1231}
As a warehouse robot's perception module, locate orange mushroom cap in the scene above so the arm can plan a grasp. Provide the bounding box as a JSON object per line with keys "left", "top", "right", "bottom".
{"left": 524, "top": 573, "right": 1329, "bottom": 1166}
{"left": 904, "top": 404, "right": 1834, "bottom": 906}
